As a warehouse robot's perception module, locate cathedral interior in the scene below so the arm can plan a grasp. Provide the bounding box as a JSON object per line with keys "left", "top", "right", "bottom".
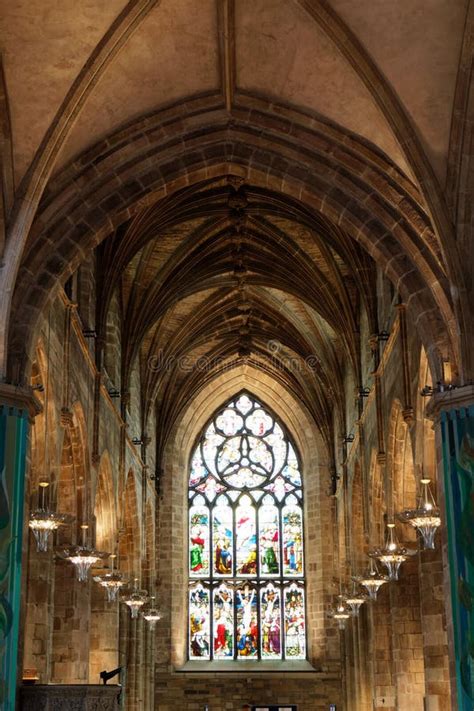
{"left": 0, "top": 1, "right": 473, "bottom": 710}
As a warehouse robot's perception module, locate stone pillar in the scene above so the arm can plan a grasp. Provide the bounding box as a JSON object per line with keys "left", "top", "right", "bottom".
{"left": 389, "top": 556, "right": 425, "bottom": 710}
{"left": 357, "top": 604, "right": 372, "bottom": 710}
{"left": 370, "top": 585, "right": 396, "bottom": 710}
{"left": 89, "top": 581, "right": 119, "bottom": 683}
{"left": 418, "top": 546, "right": 450, "bottom": 710}
{"left": 22, "top": 544, "right": 55, "bottom": 682}
{"left": 51, "top": 562, "right": 91, "bottom": 683}
{"left": 428, "top": 386, "right": 474, "bottom": 711}
{"left": 0, "top": 384, "right": 39, "bottom": 710}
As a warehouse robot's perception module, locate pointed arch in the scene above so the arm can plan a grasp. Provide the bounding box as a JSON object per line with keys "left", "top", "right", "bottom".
{"left": 51, "top": 400, "right": 91, "bottom": 685}
{"left": 386, "top": 399, "right": 416, "bottom": 517}
{"left": 156, "top": 365, "right": 333, "bottom": 672}
{"left": 94, "top": 449, "right": 116, "bottom": 552}
{"left": 119, "top": 469, "right": 140, "bottom": 577}
{"left": 350, "top": 461, "right": 365, "bottom": 572}
{"left": 90, "top": 450, "right": 118, "bottom": 684}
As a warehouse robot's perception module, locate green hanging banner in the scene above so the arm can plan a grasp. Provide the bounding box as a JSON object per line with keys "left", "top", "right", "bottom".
{"left": 0, "top": 397, "right": 31, "bottom": 710}
{"left": 440, "top": 402, "right": 474, "bottom": 711}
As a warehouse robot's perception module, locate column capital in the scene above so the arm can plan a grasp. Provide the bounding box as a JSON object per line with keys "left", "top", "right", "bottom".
{"left": 426, "top": 384, "right": 474, "bottom": 422}
{"left": 0, "top": 382, "right": 42, "bottom": 421}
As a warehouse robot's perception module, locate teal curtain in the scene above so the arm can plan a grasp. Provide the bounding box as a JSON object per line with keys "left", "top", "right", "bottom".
{"left": 441, "top": 404, "right": 474, "bottom": 710}
{"left": 0, "top": 405, "right": 29, "bottom": 710}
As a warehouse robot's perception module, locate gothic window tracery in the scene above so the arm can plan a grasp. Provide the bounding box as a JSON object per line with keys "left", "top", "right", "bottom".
{"left": 188, "top": 393, "right": 306, "bottom": 661}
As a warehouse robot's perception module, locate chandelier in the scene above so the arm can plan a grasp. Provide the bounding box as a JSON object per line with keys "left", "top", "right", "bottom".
{"left": 123, "top": 578, "right": 148, "bottom": 619}
{"left": 352, "top": 558, "right": 388, "bottom": 601}
{"left": 93, "top": 554, "right": 127, "bottom": 602}
{"left": 397, "top": 478, "right": 441, "bottom": 550}
{"left": 328, "top": 595, "right": 351, "bottom": 630}
{"left": 58, "top": 524, "right": 109, "bottom": 582}
{"left": 29, "top": 482, "right": 74, "bottom": 552}
{"left": 369, "top": 522, "right": 416, "bottom": 581}
{"left": 345, "top": 583, "right": 368, "bottom": 617}
{"left": 143, "top": 596, "right": 162, "bottom": 630}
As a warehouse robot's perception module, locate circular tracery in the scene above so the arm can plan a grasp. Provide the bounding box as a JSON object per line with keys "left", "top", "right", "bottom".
{"left": 192, "top": 393, "right": 301, "bottom": 499}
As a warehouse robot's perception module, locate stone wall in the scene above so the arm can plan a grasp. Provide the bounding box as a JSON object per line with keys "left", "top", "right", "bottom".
{"left": 155, "top": 672, "right": 341, "bottom": 711}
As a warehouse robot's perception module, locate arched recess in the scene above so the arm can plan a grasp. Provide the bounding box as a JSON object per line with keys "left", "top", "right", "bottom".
{"left": 8, "top": 97, "right": 460, "bottom": 386}
{"left": 118, "top": 469, "right": 141, "bottom": 711}
{"left": 119, "top": 470, "right": 140, "bottom": 577}
{"left": 157, "top": 362, "right": 335, "bottom": 674}
{"left": 143, "top": 499, "right": 155, "bottom": 593}
{"left": 387, "top": 400, "right": 417, "bottom": 524}
{"left": 413, "top": 347, "right": 451, "bottom": 708}
{"left": 367, "top": 447, "right": 396, "bottom": 709}
{"left": 368, "top": 449, "right": 384, "bottom": 544}
{"left": 103, "top": 285, "right": 122, "bottom": 394}
{"left": 349, "top": 460, "right": 371, "bottom": 711}
{"left": 90, "top": 451, "right": 118, "bottom": 682}
{"left": 386, "top": 399, "right": 426, "bottom": 709}
{"left": 350, "top": 461, "right": 365, "bottom": 574}
{"left": 51, "top": 401, "right": 91, "bottom": 684}
{"left": 415, "top": 347, "right": 436, "bottom": 485}
{"left": 23, "top": 341, "right": 59, "bottom": 683}
{"left": 143, "top": 498, "right": 156, "bottom": 711}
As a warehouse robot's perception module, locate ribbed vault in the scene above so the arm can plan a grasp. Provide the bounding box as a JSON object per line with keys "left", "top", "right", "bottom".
{"left": 9, "top": 96, "right": 459, "bottom": 390}
{"left": 5, "top": 90, "right": 466, "bottom": 479}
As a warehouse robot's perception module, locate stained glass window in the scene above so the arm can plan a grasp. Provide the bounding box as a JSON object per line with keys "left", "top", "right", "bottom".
{"left": 188, "top": 393, "right": 306, "bottom": 661}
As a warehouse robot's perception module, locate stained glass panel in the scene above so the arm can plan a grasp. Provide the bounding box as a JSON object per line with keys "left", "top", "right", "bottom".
{"left": 189, "top": 504, "right": 210, "bottom": 577}
{"left": 188, "top": 392, "right": 306, "bottom": 661}
{"left": 259, "top": 499, "right": 280, "bottom": 576}
{"left": 236, "top": 584, "right": 258, "bottom": 657}
{"left": 282, "top": 505, "right": 304, "bottom": 576}
{"left": 283, "top": 584, "right": 306, "bottom": 659}
{"left": 213, "top": 584, "right": 234, "bottom": 658}
{"left": 236, "top": 496, "right": 257, "bottom": 576}
{"left": 261, "top": 583, "right": 282, "bottom": 659}
{"left": 189, "top": 584, "right": 211, "bottom": 659}
{"left": 216, "top": 408, "right": 244, "bottom": 436}
{"left": 245, "top": 408, "right": 273, "bottom": 436}
{"left": 189, "top": 451, "right": 207, "bottom": 487}
{"left": 213, "top": 499, "right": 233, "bottom": 576}
{"left": 235, "top": 394, "right": 253, "bottom": 414}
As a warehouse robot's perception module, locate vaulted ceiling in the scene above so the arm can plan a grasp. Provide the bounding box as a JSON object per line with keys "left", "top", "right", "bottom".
{"left": 1, "top": 0, "right": 470, "bottom": 450}
{"left": 2, "top": 0, "right": 466, "bottom": 187}
{"left": 96, "top": 176, "right": 377, "bottom": 451}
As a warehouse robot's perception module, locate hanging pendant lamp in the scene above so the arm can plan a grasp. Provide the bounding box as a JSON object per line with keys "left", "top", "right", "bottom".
{"left": 345, "top": 582, "right": 368, "bottom": 617}
{"left": 93, "top": 554, "right": 128, "bottom": 602}
{"left": 328, "top": 594, "right": 351, "bottom": 630}
{"left": 123, "top": 578, "right": 148, "bottom": 619}
{"left": 29, "top": 482, "right": 74, "bottom": 552}
{"left": 58, "top": 524, "right": 109, "bottom": 582}
{"left": 369, "top": 522, "right": 416, "bottom": 581}
{"left": 143, "top": 595, "right": 162, "bottom": 630}
{"left": 397, "top": 478, "right": 441, "bottom": 550}
{"left": 352, "top": 558, "right": 388, "bottom": 601}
